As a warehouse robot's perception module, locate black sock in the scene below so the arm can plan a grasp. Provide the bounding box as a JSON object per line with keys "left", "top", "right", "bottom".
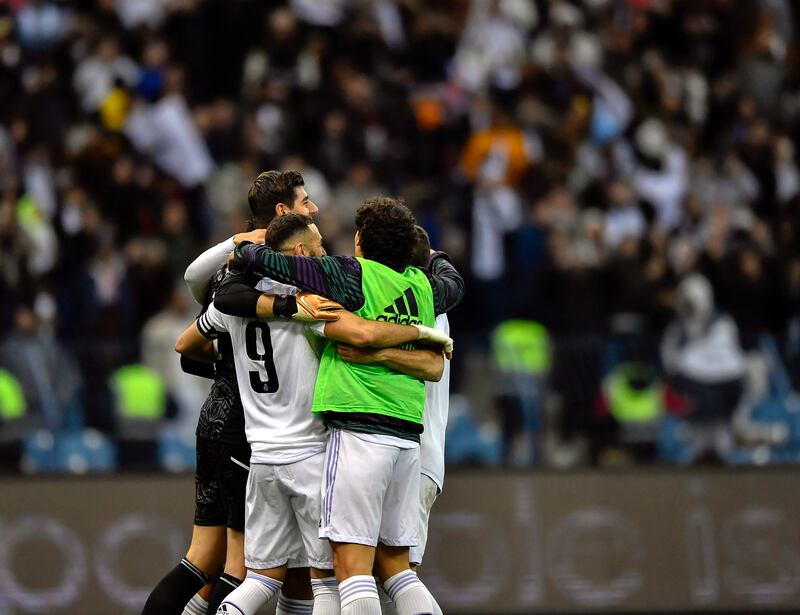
{"left": 206, "top": 572, "right": 243, "bottom": 615}
{"left": 141, "top": 558, "right": 210, "bottom": 615}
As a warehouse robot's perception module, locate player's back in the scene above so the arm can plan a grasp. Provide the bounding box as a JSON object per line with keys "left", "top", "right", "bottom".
{"left": 198, "top": 279, "right": 326, "bottom": 465}
{"left": 420, "top": 313, "right": 450, "bottom": 491}
{"left": 195, "top": 266, "right": 246, "bottom": 445}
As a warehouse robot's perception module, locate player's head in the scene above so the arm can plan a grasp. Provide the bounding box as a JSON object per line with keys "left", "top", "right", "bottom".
{"left": 247, "top": 170, "right": 318, "bottom": 226}
{"left": 265, "top": 213, "right": 326, "bottom": 257}
{"left": 354, "top": 196, "right": 416, "bottom": 271}
{"left": 409, "top": 225, "right": 431, "bottom": 268}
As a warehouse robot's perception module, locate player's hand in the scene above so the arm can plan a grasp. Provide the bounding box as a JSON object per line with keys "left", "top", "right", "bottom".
{"left": 294, "top": 292, "right": 344, "bottom": 322}
{"left": 336, "top": 343, "right": 380, "bottom": 364}
{"left": 412, "top": 324, "right": 454, "bottom": 355}
{"left": 233, "top": 229, "right": 266, "bottom": 246}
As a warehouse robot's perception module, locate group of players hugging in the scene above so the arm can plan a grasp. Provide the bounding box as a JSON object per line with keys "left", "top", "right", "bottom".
{"left": 141, "top": 169, "right": 463, "bottom": 615}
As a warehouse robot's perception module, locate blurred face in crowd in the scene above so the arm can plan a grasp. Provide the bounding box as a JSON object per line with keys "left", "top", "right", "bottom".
{"left": 15, "top": 307, "right": 37, "bottom": 335}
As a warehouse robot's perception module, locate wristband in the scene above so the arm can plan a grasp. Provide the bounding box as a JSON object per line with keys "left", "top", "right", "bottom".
{"left": 272, "top": 294, "right": 298, "bottom": 318}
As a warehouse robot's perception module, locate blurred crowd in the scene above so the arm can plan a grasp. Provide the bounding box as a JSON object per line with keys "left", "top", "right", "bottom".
{"left": 2, "top": 0, "right": 800, "bottom": 472}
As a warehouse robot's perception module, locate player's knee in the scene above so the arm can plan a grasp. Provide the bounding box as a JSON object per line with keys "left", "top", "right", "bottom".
{"left": 332, "top": 542, "right": 375, "bottom": 580}
{"left": 374, "top": 544, "right": 411, "bottom": 581}
{"left": 185, "top": 531, "right": 226, "bottom": 577}
{"left": 184, "top": 550, "right": 224, "bottom": 578}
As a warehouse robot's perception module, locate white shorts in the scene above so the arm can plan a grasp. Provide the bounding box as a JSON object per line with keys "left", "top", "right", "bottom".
{"left": 319, "top": 428, "right": 420, "bottom": 547}
{"left": 409, "top": 474, "right": 439, "bottom": 565}
{"left": 244, "top": 452, "right": 333, "bottom": 570}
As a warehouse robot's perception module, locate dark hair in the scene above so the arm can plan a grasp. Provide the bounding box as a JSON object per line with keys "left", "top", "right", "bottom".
{"left": 265, "top": 213, "right": 313, "bottom": 250}
{"left": 409, "top": 225, "right": 431, "bottom": 268}
{"left": 247, "top": 170, "right": 305, "bottom": 224}
{"left": 355, "top": 197, "right": 416, "bottom": 271}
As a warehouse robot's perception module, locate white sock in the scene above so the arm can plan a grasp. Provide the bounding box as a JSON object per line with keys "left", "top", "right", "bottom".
{"left": 383, "top": 570, "right": 433, "bottom": 615}
{"left": 428, "top": 594, "right": 442, "bottom": 615}
{"left": 412, "top": 571, "right": 442, "bottom": 615}
{"left": 426, "top": 591, "right": 442, "bottom": 615}
{"left": 277, "top": 593, "right": 314, "bottom": 615}
{"left": 182, "top": 594, "right": 208, "bottom": 615}
{"left": 217, "top": 571, "right": 282, "bottom": 615}
{"left": 376, "top": 580, "right": 398, "bottom": 615}
{"left": 311, "top": 577, "right": 340, "bottom": 615}
{"left": 339, "top": 575, "right": 380, "bottom": 615}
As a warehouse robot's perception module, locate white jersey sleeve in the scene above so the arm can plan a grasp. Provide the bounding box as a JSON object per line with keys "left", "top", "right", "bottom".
{"left": 197, "top": 303, "right": 229, "bottom": 338}
{"left": 184, "top": 236, "right": 235, "bottom": 304}
{"left": 420, "top": 314, "right": 450, "bottom": 492}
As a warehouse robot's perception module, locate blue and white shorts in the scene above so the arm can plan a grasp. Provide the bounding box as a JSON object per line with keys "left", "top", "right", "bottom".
{"left": 319, "top": 428, "right": 420, "bottom": 548}
{"left": 245, "top": 452, "right": 333, "bottom": 570}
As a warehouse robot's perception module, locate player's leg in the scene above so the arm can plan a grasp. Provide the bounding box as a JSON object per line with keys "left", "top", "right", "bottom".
{"left": 276, "top": 566, "right": 314, "bottom": 615}
{"left": 377, "top": 582, "right": 397, "bottom": 615}
{"left": 408, "top": 475, "right": 437, "bottom": 570}
{"left": 142, "top": 524, "right": 225, "bottom": 615}
{"left": 378, "top": 473, "right": 440, "bottom": 615}
{"left": 310, "top": 568, "right": 340, "bottom": 615}
{"left": 375, "top": 448, "right": 434, "bottom": 615}
{"left": 216, "top": 463, "right": 296, "bottom": 614}
{"left": 292, "top": 451, "right": 339, "bottom": 615}
{"left": 205, "top": 443, "right": 250, "bottom": 614}
{"left": 205, "top": 528, "right": 245, "bottom": 614}
{"left": 217, "top": 565, "right": 287, "bottom": 614}
{"left": 320, "top": 429, "right": 395, "bottom": 615}
{"left": 184, "top": 584, "right": 215, "bottom": 615}
{"left": 331, "top": 543, "right": 380, "bottom": 614}
{"left": 408, "top": 475, "right": 442, "bottom": 615}
{"left": 143, "top": 437, "right": 227, "bottom": 615}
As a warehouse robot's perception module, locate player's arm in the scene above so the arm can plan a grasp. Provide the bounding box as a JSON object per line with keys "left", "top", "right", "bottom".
{"left": 320, "top": 312, "right": 419, "bottom": 348}
{"left": 215, "top": 279, "right": 434, "bottom": 348}
{"left": 336, "top": 344, "right": 445, "bottom": 382}
{"left": 213, "top": 272, "right": 343, "bottom": 322}
{"left": 183, "top": 229, "right": 266, "bottom": 304}
{"left": 176, "top": 303, "right": 231, "bottom": 362}
{"left": 426, "top": 251, "right": 465, "bottom": 315}
{"left": 233, "top": 242, "right": 365, "bottom": 310}
{"left": 174, "top": 322, "right": 214, "bottom": 362}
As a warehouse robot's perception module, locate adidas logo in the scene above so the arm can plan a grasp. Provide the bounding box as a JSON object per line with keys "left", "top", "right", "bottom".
{"left": 376, "top": 288, "right": 422, "bottom": 325}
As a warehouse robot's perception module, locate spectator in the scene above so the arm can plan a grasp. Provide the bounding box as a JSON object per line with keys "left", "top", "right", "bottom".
{"left": 73, "top": 36, "right": 138, "bottom": 114}
{"left": 661, "top": 274, "right": 747, "bottom": 462}
{"left": 16, "top": 0, "right": 69, "bottom": 51}
{"left": 1, "top": 0, "right": 800, "bottom": 469}
{"left": 141, "top": 286, "right": 209, "bottom": 440}
{"left": 460, "top": 101, "right": 529, "bottom": 285}
{"left": 0, "top": 306, "right": 82, "bottom": 431}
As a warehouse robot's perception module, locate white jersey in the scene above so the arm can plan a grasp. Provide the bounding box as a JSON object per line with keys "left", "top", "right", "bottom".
{"left": 420, "top": 314, "right": 450, "bottom": 492}
{"left": 197, "top": 279, "right": 327, "bottom": 465}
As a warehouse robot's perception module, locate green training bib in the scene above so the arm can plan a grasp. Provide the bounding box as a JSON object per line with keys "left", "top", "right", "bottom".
{"left": 311, "top": 257, "right": 435, "bottom": 424}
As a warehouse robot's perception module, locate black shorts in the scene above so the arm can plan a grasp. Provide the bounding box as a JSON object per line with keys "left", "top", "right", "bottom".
{"left": 194, "top": 437, "right": 251, "bottom": 532}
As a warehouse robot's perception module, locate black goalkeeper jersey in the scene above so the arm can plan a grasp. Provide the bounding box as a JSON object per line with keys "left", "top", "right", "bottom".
{"left": 195, "top": 266, "right": 247, "bottom": 446}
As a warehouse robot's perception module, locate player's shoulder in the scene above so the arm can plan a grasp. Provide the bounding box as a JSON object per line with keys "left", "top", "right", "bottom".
{"left": 323, "top": 254, "right": 360, "bottom": 272}
{"left": 210, "top": 265, "right": 228, "bottom": 291}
